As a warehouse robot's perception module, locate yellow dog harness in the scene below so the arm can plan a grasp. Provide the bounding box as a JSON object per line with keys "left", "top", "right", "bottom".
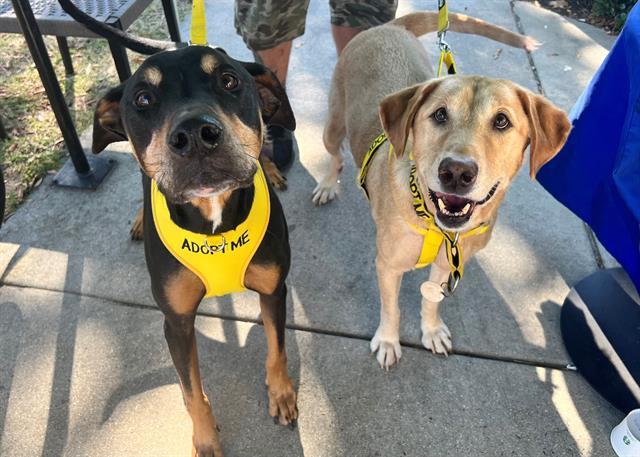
{"left": 151, "top": 166, "right": 270, "bottom": 297}
{"left": 358, "top": 133, "right": 489, "bottom": 294}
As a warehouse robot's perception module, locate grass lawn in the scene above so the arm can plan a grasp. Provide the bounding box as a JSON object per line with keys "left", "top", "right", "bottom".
{"left": 0, "top": 0, "right": 187, "bottom": 216}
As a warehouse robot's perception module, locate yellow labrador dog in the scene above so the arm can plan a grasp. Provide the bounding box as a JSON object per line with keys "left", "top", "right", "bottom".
{"left": 312, "top": 12, "right": 571, "bottom": 369}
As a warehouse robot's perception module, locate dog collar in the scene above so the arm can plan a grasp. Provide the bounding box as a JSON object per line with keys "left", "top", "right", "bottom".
{"left": 358, "top": 132, "right": 490, "bottom": 295}
{"left": 151, "top": 165, "right": 270, "bottom": 297}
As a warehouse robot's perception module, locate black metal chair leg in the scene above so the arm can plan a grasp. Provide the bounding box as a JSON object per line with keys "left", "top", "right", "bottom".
{"left": 56, "top": 36, "right": 74, "bottom": 75}
{"left": 106, "top": 17, "right": 131, "bottom": 82}
{"left": 10, "top": 0, "right": 115, "bottom": 189}
{"left": 108, "top": 40, "right": 131, "bottom": 82}
{"left": 10, "top": 0, "right": 89, "bottom": 175}
{"left": 160, "top": 0, "right": 181, "bottom": 43}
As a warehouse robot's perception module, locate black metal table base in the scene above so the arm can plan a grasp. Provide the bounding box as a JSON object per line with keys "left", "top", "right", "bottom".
{"left": 9, "top": 0, "right": 136, "bottom": 190}
{"left": 7, "top": 0, "right": 182, "bottom": 191}
{"left": 53, "top": 155, "right": 116, "bottom": 190}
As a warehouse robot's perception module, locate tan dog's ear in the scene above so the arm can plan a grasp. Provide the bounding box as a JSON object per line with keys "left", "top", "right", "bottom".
{"left": 516, "top": 89, "right": 571, "bottom": 179}
{"left": 379, "top": 80, "right": 441, "bottom": 157}
{"left": 93, "top": 84, "right": 127, "bottom": 154}
{"left": 241, "top": 62, "right": 296, "bottom": 131}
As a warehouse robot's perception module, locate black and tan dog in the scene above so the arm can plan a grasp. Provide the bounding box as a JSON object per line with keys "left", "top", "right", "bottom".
{"left": 57, "top": 2, "right": 298, "bottom": 455}
{"left": 93, "top": 46, "right": 298, "bottom": 457}
{"left": 93, "top": 46, "right": 297, "bottom": 457}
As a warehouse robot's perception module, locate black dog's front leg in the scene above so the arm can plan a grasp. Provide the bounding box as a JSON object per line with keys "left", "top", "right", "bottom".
{"left": 259, "top": 284, "right": 298, "bottom": 426}
{"left": 163, "top": 312, "right": 222, "bottom": 457}
{"left": 155, "top": 265, "right": 223, "bottom": 457}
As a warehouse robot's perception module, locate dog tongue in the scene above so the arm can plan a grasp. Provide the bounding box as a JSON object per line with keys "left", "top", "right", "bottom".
{"left": 436, "top": 192, "right": 470, "bottom": 211}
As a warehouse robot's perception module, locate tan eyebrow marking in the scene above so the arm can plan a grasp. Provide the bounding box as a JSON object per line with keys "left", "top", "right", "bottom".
{"left": 201, "top": 54, "right": 218, "bottom": 75}
{"left": 143, "top": 66, "right": 163, "bottom": 86}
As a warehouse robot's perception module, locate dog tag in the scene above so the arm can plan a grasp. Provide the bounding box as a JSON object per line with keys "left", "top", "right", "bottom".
{"left": 421, "top": 281, "right": 445, "bottom": 302}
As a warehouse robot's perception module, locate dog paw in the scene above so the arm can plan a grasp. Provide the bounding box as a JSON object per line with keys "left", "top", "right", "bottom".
{"left": 267, "top": 378, "right": 298, "bottom": 427}
{"left": 192, "top": 424, "right": 223, "bottom": 457}
{"left": 370, "top": 329, "right": 402, "bottom": 370}
{"left": 192, "top": 442, "right": 222, "bottom": 457}
{"left": 421, "top": 321, "right": 452, "bottom": 356}
{"left": 264, "top": 161, "right": 288, "bottom": 191}
{"left": 129, "top": 208, "right": 144, "bottom": 241}
{"left": 312, "top": 178, "right": 339, "bottom": 205}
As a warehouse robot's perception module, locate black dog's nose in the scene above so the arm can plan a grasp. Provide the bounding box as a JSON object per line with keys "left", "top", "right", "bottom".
{"left": 168, "top": 116, "right": 223, "bottom": 156}
{"left": 438, "top": 157, "right": 478, "bottom": 194}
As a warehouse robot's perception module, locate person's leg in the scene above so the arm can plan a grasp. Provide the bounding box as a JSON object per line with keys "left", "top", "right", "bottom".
{"left": 255, "top": 41, "right": 292, "bottom": 86}
{"left": 235, "top": 0, "right": 310, "bottom": 86}
{"left": 331, "top": 25, "right": 362, "bottom": 55}
{"left": 329, "top": 0, "right": 398, "bottom": 55}
{"left": 235, "top": 0, "right": 310, "bottom": 170}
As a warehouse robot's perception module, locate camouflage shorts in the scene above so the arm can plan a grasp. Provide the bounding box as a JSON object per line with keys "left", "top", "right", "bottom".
{"left": 235, "top": 0, "right": 398, "bottom": 51}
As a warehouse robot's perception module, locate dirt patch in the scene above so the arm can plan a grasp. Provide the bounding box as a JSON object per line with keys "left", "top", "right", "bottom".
{"left": 524, "top": 0, "right": 619, "bottom": 33}
{"left": 0, "top": 0, "right": 189, "bottom": 218}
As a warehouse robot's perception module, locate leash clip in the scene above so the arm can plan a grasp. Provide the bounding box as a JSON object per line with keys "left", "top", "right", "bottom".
{"left": 437, "top": 32, "right": 451, "bottom": 53}
{"left": 441, "top": 270, "right": 461, "bottom": 297}
{"left": 204, "top": 234, "right": 226, "bottom": 253}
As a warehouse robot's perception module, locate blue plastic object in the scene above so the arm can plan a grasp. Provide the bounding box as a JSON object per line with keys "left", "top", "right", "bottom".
{"left": 537, "top": 2, "right": 640, "bottom": 293}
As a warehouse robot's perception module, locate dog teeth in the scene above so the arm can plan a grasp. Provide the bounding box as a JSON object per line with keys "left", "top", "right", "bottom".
{"left": 437, "top": 199, "right": 472, "bottom": 218}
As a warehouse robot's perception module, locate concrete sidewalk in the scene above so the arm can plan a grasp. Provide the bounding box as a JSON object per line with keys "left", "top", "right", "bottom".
{"left": 0, "top": 1, "right": 623, "bottom": 456}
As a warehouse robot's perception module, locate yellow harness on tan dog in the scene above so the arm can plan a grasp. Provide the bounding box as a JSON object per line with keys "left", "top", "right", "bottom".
{"left": 358, "top": 132, "right": 489, "bottom": 294}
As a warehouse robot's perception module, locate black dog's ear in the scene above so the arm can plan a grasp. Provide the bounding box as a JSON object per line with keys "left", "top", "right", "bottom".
{"left": 92, "top": 84, "right": 127, "bottom": 154}
{"left": 211, "top": 46, "right": 228, "bottom": 55}
{"left": 241, "top": 62, "right": 296, "bottom": 131}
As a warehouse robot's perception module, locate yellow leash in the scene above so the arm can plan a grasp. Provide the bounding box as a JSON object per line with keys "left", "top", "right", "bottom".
{"left": 358, "top": 133, "right": 489, "bottom": 295}
{"left": 190, "top": 0, "right": 207, "bottom": 45}
{"left": 407, "top": 161, "right": 489, "bottom": 294}
{"left": 437, "top": 0, "right": 457, "bottom": 76}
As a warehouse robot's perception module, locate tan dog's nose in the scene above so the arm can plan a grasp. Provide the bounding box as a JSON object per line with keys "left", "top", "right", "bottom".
{"left": 168, "top": 115, "right": 223, "bottom": 157}
{"left": 438, "top": 158, "right": 478, "bottom": 194}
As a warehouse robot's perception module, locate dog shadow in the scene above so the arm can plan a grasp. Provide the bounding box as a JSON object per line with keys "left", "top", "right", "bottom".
{"left": 95, "top": 293, "right": 306, "bottom": 456}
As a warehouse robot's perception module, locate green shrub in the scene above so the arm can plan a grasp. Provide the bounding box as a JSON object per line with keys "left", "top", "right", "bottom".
{"left": 592, "top": 0, "right": 638, "bottom": 30}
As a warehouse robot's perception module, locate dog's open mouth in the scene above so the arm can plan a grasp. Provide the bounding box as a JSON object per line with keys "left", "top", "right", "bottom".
{"left": 428, "top": 182, "right": 500, "bottom": 228}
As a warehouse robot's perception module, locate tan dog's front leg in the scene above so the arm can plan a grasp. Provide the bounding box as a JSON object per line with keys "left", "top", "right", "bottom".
{"left": 370, "top": 256, "right": 404, "bottom": 369}
{"left": 420, "top": 262, "right": 452, "bottom": 356}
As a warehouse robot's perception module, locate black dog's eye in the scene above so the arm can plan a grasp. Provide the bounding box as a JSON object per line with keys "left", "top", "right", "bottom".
{"left": 221, "top": 73, "right": 239, "bottom": 91}
{"left": 432, "top": 107, "right": 448, "bottom": 124}
{"left": 494, "top": 113, "right": 511, "bottom": 130}
{"left": 134, "top": 91, "right": 154, "bottom": 110}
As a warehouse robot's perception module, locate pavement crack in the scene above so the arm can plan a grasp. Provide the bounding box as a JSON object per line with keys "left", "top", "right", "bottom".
{"left": 509, "top": 0, "right": 545, "bottom": 95}
{"left": 508, "top": 0, "right": 605, "bottom": 270}
{"left": 1, "top": 281, "right": 576, "bottom": 373}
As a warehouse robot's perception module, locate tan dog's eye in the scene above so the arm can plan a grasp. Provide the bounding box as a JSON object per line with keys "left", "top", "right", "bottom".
{"left": 134, "top": 91, "right": 154, "bottom": 110}
{"left": 494, "top": 113, "right": 511, "bottom": 130}
{"left": 432, "top": 107, "right": 448, "bottom": 124}
{"left": 221, "top": 73, "right": 239, "bottom": 91}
